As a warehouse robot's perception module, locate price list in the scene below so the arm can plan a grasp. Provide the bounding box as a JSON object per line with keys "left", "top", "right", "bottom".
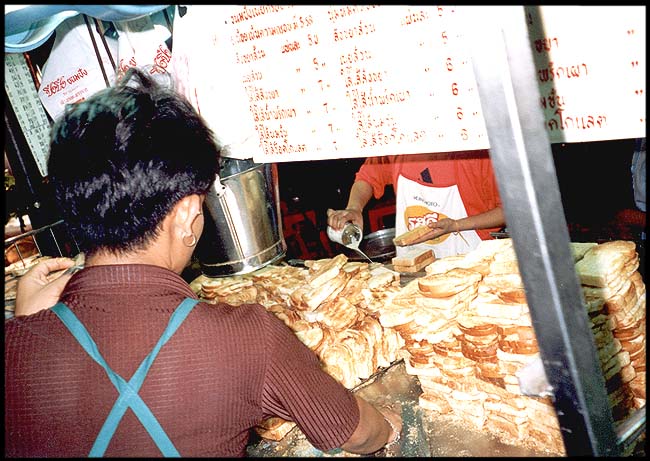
{"left": 527, "top": 6, "right": 645, "bottom": 143}
{"left": 221, "top": 5, "right": 489, "bottom": 162}
{"left": 186, "top": 5, "right": 645, "bottom": 162}
{"left": 4, "top": 53, "right": 51, "bottom": 177}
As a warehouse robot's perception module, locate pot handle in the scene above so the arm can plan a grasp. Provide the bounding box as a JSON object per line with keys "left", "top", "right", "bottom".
{"left": 213, "top": 174, "right": 227, "bottom": 198}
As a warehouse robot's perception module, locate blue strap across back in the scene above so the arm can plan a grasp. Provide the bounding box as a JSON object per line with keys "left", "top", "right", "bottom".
{"left": 51, "top": 297, "right": 200, "bottom": 457}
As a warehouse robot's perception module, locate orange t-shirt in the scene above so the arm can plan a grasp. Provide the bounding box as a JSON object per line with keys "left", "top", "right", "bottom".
{"left": 355, "top": 151, "right": 502, "bottom": 240}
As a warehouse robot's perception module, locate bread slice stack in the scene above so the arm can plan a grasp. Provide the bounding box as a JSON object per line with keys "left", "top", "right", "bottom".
{"left": 196, "top": 238, "right": 645, "bottom": 450}
{"left": 423, "top": 237, "right": 513, "bottom": 276}
{"left": 361, "top": 266, "right": 404, "bottom": 315}
{"left": 391, "top": 265, "right": 492, "bottom": 428}
{"left": 521, "top": 393, "right": 566, "bottom": 453}
{"left": 250, "top": 264, "right": 309, "bottom": 305}
{"left": 198, "top": 254, "right": 407, "bottom": 424}
{"left": 400, "top": 239, "right": 645, "bottom": 455}
{"left": 288, "top": 256, "right": 405, "bottom": 392}
{"left": 575, "top": 240, "right": 638, "bottom": 288}
{"left": 457, "top": 317, "right": 502, "bottom": 387}
{"left": 409, "top": 244, "right": 565, "bottom": 453}
{"left": 475, "top": 377, "right": 543, "bottom": 445}
{"left": 200, "top": 276, "right": 258, "bottom": 305}
{"left": 576, "top": 241, "right": 645, "bottom": 411}
{"left": 470, "top": 240, "right": 532, "bottom": 330}
{"left": 391, "top": 248, "right": 436, "bottom": 273}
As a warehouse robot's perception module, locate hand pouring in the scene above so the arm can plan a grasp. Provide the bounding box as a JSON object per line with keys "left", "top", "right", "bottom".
{"left": 327, "top": 223, "right": 374, "bottom": 263}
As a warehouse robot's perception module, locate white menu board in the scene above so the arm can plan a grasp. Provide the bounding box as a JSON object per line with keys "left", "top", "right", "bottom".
{"left": 527, "top": 6, "right": 646, "bottom": 143}
{"left": 171, "top": 5, "right": 646, "bottom": 163}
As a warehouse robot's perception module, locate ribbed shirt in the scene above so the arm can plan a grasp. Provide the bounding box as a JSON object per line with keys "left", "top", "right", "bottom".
{"left": 4, "top": 264, "right": 360, "bottom": 457}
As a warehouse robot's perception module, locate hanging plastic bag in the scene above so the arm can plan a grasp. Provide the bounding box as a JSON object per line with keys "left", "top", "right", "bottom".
{"left": 37, "top": 14, "right": 116, "bottom": 120}
{"left": 113, "top": 10, "right": 172, "bottom": 79}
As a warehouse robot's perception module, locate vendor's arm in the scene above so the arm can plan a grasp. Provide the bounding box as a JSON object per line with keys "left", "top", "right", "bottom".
{"left": 327, "top": 180, "right": 374, "bottom": 231}
{"left": 455, "top": 206, "right": 505, "bottom": 232}
{"left": 408, "top": 206, "right": 506, "bottom": 245}
{"left": 15, "top": 257, "right": 75, "bottom": 316}
{"left": 340, "top": 395, "right": 401, "bottom": 454}
{"left": 261, "top": 311, "right": 402, "bottom": 455}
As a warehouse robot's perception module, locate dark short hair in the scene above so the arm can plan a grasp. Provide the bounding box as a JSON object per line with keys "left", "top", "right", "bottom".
{"left": 47, "top": 67, "right": 221, "bottom": 255}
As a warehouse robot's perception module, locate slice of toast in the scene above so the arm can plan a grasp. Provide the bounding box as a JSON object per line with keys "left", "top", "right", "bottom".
{"left": 392, "top": 249, "right": 434, "bottom": 267}
{"left": 393, "top": 225, "right": 432, "bottom": 246}
{"left": 254, "top": 417, "right": 296, "bottom": 441}
{"left": 393, "top": 253, "right": 436, "bottom": 273}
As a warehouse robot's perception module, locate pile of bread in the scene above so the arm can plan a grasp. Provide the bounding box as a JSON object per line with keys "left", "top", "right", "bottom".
{"left": 380, "top": 238, "right": 645, "bottom": 455}
{"left": 198, "top": 254, "right": 406, "bottom": 441}
{"left": 196, "top": 238, "right": 645, "bottom": 453}
{"left": 5, "top": 253, "right": 48, "bottom": 278}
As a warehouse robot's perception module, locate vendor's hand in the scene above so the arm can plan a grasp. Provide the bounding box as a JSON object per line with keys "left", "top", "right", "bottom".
{"left": 378, "top": 407, "right": 403, "bottom": 446}
{"left": 327, "top": 208, "right": 363, "bottom": 231}
{"left": 15, "top": 257, "right": 75, "bottom": 317}
{"left": 407, "top": 218, "right": 458, "bottom": 245}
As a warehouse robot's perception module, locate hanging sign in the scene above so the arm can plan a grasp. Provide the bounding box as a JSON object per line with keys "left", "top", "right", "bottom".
{"left": 4, "top": 53, "right": 51, "bottom": 177}
{"left": 171, "top": 5, "right": 645, "bottom": 163}
{"left": 527, "top": 6, "right": 645, "bottom": 143}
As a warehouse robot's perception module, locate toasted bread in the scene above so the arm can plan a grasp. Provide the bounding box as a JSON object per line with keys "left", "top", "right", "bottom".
{"left": 570, "top": 242, "right": 598, "bottom": 262}
{"left": 392, "top": 253, "right": 436, "bottom": 273}
{"left": 575, "top": 240, "right": 637, "bottom": 287}
{"left": 418, "top": 267, "right": 482, "bottom": 298}
{"left": 418, "top": 392, "right": 453, "bottom": 414}
{"left": 392, "top": 248, "right": 434, "bottom": 267}
{"left": 393, "top": 225, "right": 432, "bottom": 246}
{"left": 254, "top": 417, "right": 296, "bottom": 441}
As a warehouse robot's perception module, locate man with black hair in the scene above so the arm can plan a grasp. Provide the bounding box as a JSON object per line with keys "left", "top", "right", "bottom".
{"left": 5, "top": 67, "right": 401, "bottom": 457}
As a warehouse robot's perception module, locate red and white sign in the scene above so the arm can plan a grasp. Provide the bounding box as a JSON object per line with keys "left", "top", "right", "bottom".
{"left": 171, "top": 5, "right": 646, "bottom": 163}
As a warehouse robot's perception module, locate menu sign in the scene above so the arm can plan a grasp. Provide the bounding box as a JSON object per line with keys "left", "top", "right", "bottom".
{"left": 171, "top": 5, "right": 645, "bottom": 163}
{"left": 527, "top": 6, "right": 646, "bottom": 144}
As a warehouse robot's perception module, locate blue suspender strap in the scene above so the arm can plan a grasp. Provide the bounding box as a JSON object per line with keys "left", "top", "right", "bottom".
{"left": 51, "top": 297, "right": 200, "bottom": 457}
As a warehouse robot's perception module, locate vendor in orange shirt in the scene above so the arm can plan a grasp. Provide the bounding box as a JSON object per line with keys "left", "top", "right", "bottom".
{"left": 327, "top": 150, "right": 505, "bottom": 259}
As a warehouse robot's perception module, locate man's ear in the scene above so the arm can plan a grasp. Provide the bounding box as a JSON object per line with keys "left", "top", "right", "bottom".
{"left": 172, "top": 194, "right": 203, "bottom": 230}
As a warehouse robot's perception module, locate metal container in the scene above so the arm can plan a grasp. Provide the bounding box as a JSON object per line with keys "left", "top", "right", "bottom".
{"left": 326, "top": 222, "right": 362, "bottom": 248}
{"left": 195, "top": 158, "right": 286, "bottom": 277}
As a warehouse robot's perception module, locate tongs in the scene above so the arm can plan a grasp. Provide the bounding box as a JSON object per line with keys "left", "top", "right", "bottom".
{"left": 63, "top": 252, "right": 85, "bottom": 275}
{"left": 63, "top": 264, "right": 84, "bottom": 275}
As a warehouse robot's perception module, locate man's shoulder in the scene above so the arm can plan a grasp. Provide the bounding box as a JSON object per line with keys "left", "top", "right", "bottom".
{"left": 194, "top": 300, "right": 287, "bottom": 332}
{"left": 195, "top": 300, "right": 269, "bottom": 319}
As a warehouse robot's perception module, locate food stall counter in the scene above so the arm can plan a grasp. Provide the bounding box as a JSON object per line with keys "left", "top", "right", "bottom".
{"left": 246, "top": 361, "right": 556, "bottom": 457}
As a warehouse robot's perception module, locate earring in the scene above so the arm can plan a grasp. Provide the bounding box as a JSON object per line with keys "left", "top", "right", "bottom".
{"left": 182, "top": 232, "right": 197, "bottom": 247}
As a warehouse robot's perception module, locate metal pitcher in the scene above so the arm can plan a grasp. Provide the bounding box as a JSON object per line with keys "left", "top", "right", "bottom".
{"left": 195, "top": 158, "right": 286, "bottom": 277}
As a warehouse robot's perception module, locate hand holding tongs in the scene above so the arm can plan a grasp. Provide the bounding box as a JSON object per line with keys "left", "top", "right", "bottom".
{"left": 63, "top": 252, "right": 85, "bottom": 275}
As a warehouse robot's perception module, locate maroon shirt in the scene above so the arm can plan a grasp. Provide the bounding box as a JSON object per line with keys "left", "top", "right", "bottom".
{"left": 5, "top": 264, "right": 360, "bottom": 457}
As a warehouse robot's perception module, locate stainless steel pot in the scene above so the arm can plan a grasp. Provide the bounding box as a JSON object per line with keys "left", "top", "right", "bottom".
{"left": 195, "top": 158, "right": 286, "bottom": 277}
